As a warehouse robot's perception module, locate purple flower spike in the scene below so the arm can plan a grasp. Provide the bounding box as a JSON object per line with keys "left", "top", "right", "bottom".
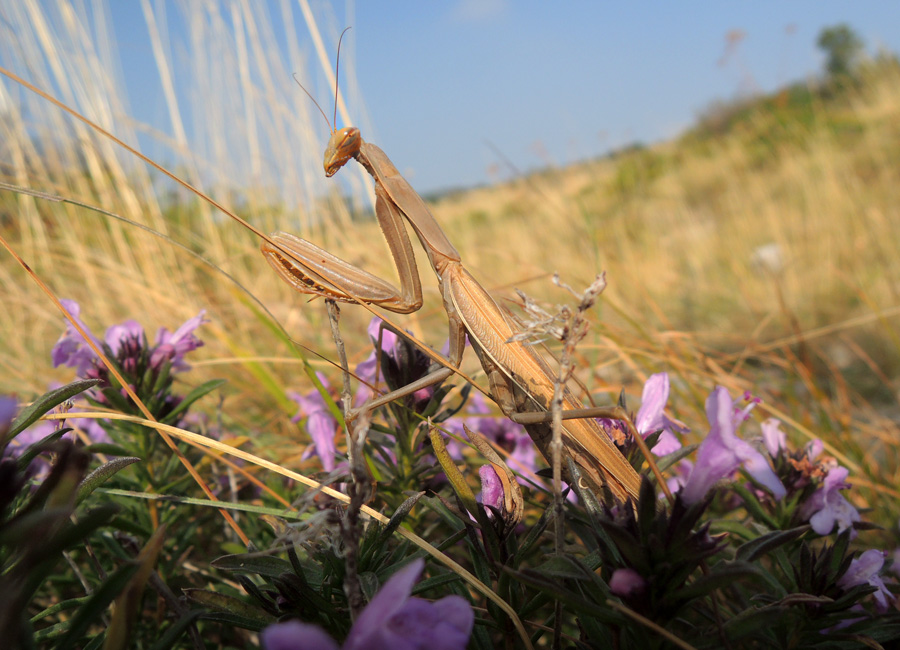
{"left": 52, "top": 299, "right": 103, "bottom": 376}
{"left": 479, "top": 465, "right": 504, "bottom": 512}
{"left": 800, "top": 466, "right": 860, "bottom": 535}
{"left": 262, "top": 620, "right": 339, "bottom": 650}
{"left": 344, "top": 558, "right": 473, "bottom": 650}
{"left": 151, "top": 310, "right": 207, "bottom": 372}
{"left": 104, "top": 320, "right": 144, "bottom": 356}
{"left": 634, "top": 372, "right": 685, "bottom": 456}
{"left": 681, "top": 387, "right": 786, "bottom": 505}
{"left": 609, "top": 567, "right": 646, "bottom": 597}
{"left": 838, "top": 549, "right": 894, "bottom": 613}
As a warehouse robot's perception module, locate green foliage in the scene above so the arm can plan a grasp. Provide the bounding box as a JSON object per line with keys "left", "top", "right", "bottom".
{"left": 818, "top": 24, "right": 865, "bottom": 78}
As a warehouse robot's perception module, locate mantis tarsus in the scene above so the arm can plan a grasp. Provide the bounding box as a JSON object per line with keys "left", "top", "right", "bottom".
{"left": 261, "top": 124, "right": 643, "bottom": 502}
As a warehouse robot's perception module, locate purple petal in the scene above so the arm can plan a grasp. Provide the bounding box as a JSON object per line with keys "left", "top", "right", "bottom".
{"left": 78, "top": 418, "right": 111, "bottom": 444}
{"left": 635, "top": 372, "right": 668, "bottom": 435}
{"left": 739, "top": 445, "right": 787, "bottom": 500}
{"left": 479, "top": 465, "right": 504, "bottom": 511}
{"left": 380, "top": 596, "right": 473, "bottom": 650}
{"left": 104, "top": 320, "right": 144, "bottom": 356}
{"left": 305, "top": 411, "right": 337, "bottom": 472}
{"left": 345, "top": 559, "right": 423, "bottom": 650}
{"left": 466, "top": 392, "right": 492, "bottom": 415}
{"left": 650, "top": 430, "right": 682, "bottom": 456}
{"left": 609, "top": 567, "right": 646, "bottom": 596}
{"left": 51, "top": 299, "right": 103, "bottom": 375}
{"left": 289, "top": 381, "right": 337, "bottom": 471}
{"left": 151, "top": 310, "right": 207, "bottom": 371}
{"left": 353, "top": 353, "right": 379, "bottom": 406}
{"left": 261, "top": 620, "right": 339, "bottom": 650}
{"left": 682, "top": 387, "right": 785, "bottom": 504}
{"left": 761, "top": 418, "right": 786, "bottom": 457}
{"left": 367, "top": 317, "right": 399, "bottom": 357}
{"left": 838, "top": 550, "right": 894, "bottom": 612}
{"left": 0, "top": 396, "right": 17, "bottom": 433}
{"left": 681, "top": 387, "right": 739, "bottom": 503}
{"left": 635, "top": 373, "right": 684, "bottom": 456}
{"left": 803, "top": 467, "right": 860, "bottom": 535}
{"left": 9, "top": 419, "right": 57, "bottom": 450}
{"left": 806, "top": 439, "right": 824, "bottom": 460}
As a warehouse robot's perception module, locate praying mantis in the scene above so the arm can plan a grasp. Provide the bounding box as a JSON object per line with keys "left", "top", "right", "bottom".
{"left": 0, "top": 49, "right": 642, "bottom": 504}
{"left": 261, "top": 124, "right": 643, "bottom": 502}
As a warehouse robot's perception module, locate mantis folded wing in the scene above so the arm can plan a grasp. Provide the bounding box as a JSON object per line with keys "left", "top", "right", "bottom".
{"left": 262, "top": 127, "right": 642, "bottom": 502}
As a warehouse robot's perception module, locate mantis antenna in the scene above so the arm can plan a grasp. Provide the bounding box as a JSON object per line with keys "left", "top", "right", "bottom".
{"left": 291, "top": 26, "right": 352, "bottom": 135}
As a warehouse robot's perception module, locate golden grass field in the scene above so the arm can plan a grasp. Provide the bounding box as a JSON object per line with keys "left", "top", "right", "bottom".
{"left": 1, "top": 4, "right": 898, "bottom": 527}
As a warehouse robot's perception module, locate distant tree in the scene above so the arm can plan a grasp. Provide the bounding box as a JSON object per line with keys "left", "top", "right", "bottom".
{"left": 816, "top": 24, "right": 864, "bottom": 77}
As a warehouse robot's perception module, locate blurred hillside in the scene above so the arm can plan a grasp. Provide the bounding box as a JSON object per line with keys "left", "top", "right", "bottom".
{"left": 423, "top": 53, "right": 900, "bottom": 410}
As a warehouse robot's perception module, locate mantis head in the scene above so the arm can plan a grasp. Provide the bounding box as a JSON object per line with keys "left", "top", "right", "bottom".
{"left": 324, "top": 126, "right": 361, "bottom": 177}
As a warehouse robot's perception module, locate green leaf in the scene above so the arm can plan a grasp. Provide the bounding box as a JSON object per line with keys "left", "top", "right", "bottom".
{"left": 75, "top": 457, "right": 141, "bottom": 506}
{"left": 147, "top": 611, "right": 204, "bottom": 650}
{"left": 6, "top": 379, "right": 101, "bottom": 440}
{"left": 55, "top": 562, "right": 141, "bottom": 650}
{"left": 103, "top": 525, "right": 168, "bottom": 650}
{"left": 82, "top": 443, "right": 136, "bottom": 457}
{"left": 184, "top": 589, "right": 275, "bottom": 627}
{"left": 517, "top": 496, "right": 557, "bottom": 558}
{"left": 0, "top": 507, "right": 72, "bottom": 547}
{"left": 212, "top": 554, "right": 294, "bottom": 579}
{"left": 505, "top": 566, "right": 620, "bottom": 624}
{"left": 673, "top": 561, "right": 770, "bottom": 601}
{"left": 15, "top": 428, "right": 72, "bottom": 471}
{"left": 161, "top": 379, "right": 227, "bottom": 424}
{"left": 735, "top": 526, "right": 809, "bottom": 562}
{"left": 376, "top": 491, "right": 425, "bottom": 547}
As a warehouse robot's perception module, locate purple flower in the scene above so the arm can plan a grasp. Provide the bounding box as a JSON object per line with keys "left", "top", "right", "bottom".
{"left": 103, "top": 320, "right": 146, "bottom": 375}
{"left": 151, "top": 310, "right": 207, "bottom": 372}
{"left": 261, "top": 558, "right": 473, "bottom": 650}
{"left": 609, "top": 568, "right": 646, "bottom": 597}
{"left": 290, "top": 374, "right": 338, "bottom": 472}
{"left": 52, "top": 300, "right": 206, "bottom": 378}
{"left": 479, "top": 465, "right": 504, "bottom": 512}
{"left": 761, "top": 418, "right": 787, "bottom": 457}
{"left": 105, "top": 320, "right": 144, "bottom": 356}
{"left": 799, "top": 466, "right": 861, "bottom": 536}
{"left": 52, "top": 299, "right": 104, "bottom": 376}
{"left": 354, "top": 318, "right": 436, "bottom": 409}
{"left": 262, "top": 621, "right": 338, "bottom": 650}
{"left": 681, "top": 387, "right": 786, "bottom": 505}
{"left": 806, "top": 439, "right": 824, "bottom": 461}
{"left": 634, "top": 372, "right": 686, "bottom": 456}
{"left": 838, "top": 549, "right": 894, "bottom": 613}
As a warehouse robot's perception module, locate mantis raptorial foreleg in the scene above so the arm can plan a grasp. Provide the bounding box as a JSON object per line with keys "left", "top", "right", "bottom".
{"left": 263, "top": 183, "right": 423, "bottom": 314}
{"left": 260, "top": 122, "right": 643, "bottom": 503}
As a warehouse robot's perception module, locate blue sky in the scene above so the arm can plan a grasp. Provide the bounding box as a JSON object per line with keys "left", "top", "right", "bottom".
{"left": 108, "top": 1, "right": 900, "bottom": 194}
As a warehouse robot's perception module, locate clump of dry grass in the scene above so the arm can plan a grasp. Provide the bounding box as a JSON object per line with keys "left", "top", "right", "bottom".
{"left": 1, "top": 2, "right": 898, "bottom": 528}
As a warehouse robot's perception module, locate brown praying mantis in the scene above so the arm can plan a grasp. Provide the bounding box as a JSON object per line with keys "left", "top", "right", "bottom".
{"left": 260, "top": 123, "right": 643, "bottom": 503}
{"left": 0, "top": 49, "right": 644, "bottom": 504}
